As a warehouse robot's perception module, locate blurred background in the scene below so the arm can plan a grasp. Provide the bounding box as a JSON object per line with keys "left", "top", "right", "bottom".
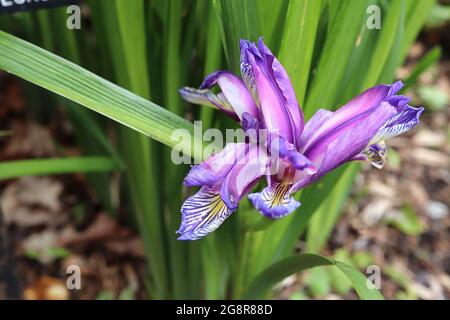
{"left": 0, "top": 0, "right": 449, "bottom": 300}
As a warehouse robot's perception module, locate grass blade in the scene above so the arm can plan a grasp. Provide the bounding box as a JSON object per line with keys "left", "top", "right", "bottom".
{"left": 0, "top": 157, "right": 120, "bottom": 180}
{"left": 304, "top": 0, "right": 368, "bottom": 117}
{"left": 243, "top": 253, "right": 383, "bottom": 300}
{"left": 362, "top": 0, "right": 404, "bottom": 89}
{"left": 402, "top": 46, "right": 441, "bottom": 91}
{"left": 0, "top": 31, "right": 204, "bottom": 161}
{"left": 279, "top": 0, "right": 322, "bottom": 105}
{"left": 213, "top": 0, "right": 261, "bottom": 71}
{"left": 114, "top": 0, "right": 170, "bottom": 299}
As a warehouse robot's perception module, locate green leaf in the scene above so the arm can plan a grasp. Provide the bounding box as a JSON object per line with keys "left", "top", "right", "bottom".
{"left": 96, "top": 291, "right": 115, "bottom": 300}
{"left": 46, "top": 247, "right": 72, "bottom": 259}
{"left": 304, "top": 0, "right": 368, "bottom": 116}
{"left": 0, "top": 31, "right": 204, "bottom": 161}
{"left": 243, "top": 253, "right": 384, "bottom": 300}
{"left": 0, "top": 157, "right": 120, "bottom": 180}
{"left": 306, "top": 267, "right": 331, "bottom": 297}
{"left": 417, "top": 85, "right": 449, "bottom": 110}
{"left": 402, "top": 46, "right": 441, "bottom": 91}
{"left": 260, "top": 0, "right": 288, "bottom": 53}
{"left": 118, "top": 287, "right": 135, "bottom": 300}
{"left": 271, "top": 163, "right": 358, "bottom": 263}
{"left": 113, "top": 0, "right": 171, "bottom": 299}
{"left": 425, "top": 3, "right": 450, "bottom": 28}
{"left": 362, "top": 0, "right": 404, "bottom": 89}
{"left": 401, "top": 0, "right": 436, "bottom": 61}
{"left": 306, "top": 163, "right": 359, "bottom": 252}
{"left": 279, "top": 0, "right": 322, "bottom": 105}
{"left": 385, "top": 205, "right": 424, "bottom": 235}
{"left": 213, "top": 0, "right": 261, "bottom": 71}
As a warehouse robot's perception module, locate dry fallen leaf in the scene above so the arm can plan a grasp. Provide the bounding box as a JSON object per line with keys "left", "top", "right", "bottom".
{"left": 412, "top": 148, "right": 449, "bottom": 167}
{"left": 104, "top": 237, "right": 145, "bottom": 258}
{"left": 367, "top": 180, "right": 397, "bottom": 199}
{"left": 3, "top": 121, "right": 55, "bottom": 158}
{"left": 58, "top": 213, "right": 131, "bottom": 246}
{"left": 413, "top": 129, "right": 447, "bottom": 149}
{"left": 20, "top": 230, "right": 59, "bottom": 264}
{"left": 1, "top": 177, "right": 65, "bottom": 227}
{"left": 361, "top": 198, "right": 394, "bottom": 226}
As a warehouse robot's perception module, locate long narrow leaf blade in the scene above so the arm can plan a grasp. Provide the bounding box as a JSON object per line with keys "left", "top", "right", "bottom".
{"left": 243, "top": 253, "right": 383, "bottom": 300}
{"left": 0, "top": 31, "right": 203, "bottom": 161}
{"left": 0, "top": 157, "right": 120, "bottom": 180}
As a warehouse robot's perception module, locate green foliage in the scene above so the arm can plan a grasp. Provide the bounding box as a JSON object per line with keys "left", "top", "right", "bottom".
{"left": 0, "top": 0, "right": 435, "bottom": 300}
{"left": 417, "top": 85, "right": 449, "bottom": 111}
{"left": 0, "top": 157, "right": 120, "bottom": 180}
{"left": 385, "top": 205, "right": 424, "bottom": 236}
{"left": 243, "top": 253, "right": 383, "bottom": 300}
{"left": 0, "top": 31, "right": 203, "bottom": 160}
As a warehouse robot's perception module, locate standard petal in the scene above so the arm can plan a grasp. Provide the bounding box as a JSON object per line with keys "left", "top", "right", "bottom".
{"left": 300, "top": 109, "right": 334, "bottom": 148}
{"left": 293, "top": 101, "right": 397, "bottom": 192}
{"left": 240, "top": 39, "right": 258, "bottom": 103}
{"left": 220, "top": 145, "right": 269, "bottom": 209}
{"left": 302, "top": 81, "right": 403, "bottom": 155}
{"left": 248, "top": 181, "right": 300, "bottom": 219}
{"left": 240, "top": 39, "right": 303, "bottom": 146}
{"left": 184, "top": 143, "right": 247, "bottom": 187}
{"left": 257, "top": 38, "right": 304, "bottom": 144}
{"left": 200, "top": 71, "right": 259, "bottom": 121}
{"left": 177, "top": 187, "right": 234, "bottom": 240}
{"left": 179, "top": 86, "right": 239, "bottom": 121}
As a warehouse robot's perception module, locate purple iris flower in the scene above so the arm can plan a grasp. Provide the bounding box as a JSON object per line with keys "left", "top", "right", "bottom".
{"left": 177, "top": 38, "right": 424, "bottom": 241}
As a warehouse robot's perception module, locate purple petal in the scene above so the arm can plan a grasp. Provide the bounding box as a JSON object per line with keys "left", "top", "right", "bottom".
{"left": 240, "top": 39, "right": 258, "bottom": 103}
{"left": 177, "top": 187, "right": 234, "bottom": 240}
{"left": 257, "top": 39, "right": 304, "bottom": 144}
{"left": 372, "top": 105, "right": 424, "bottom": 143}
{"left": 302, "top": 82, "right": 403, "bottom": 162}
{"left": 220, "top": 145, "right": 269, "bottom": 209}
{"left": 179, "top": 86, "right": 239, "bottom": 121}
{"left": 268, "top": 134, "right": 316, "bottom": 173}
{"left": 287, "top": 150, "right": 317, "bottom": 173}
{"left": 184, "top": 143, "right": 247, "bottom": 187}
{"left": 300, "top": 109, "right": 334, "bottom": 148}
{"left": 293, "top": 101, "right": 397, "bottom": 192}
{"left": 200, "top": 71, "right": 259, "bottom": 121}
{"left": 241, "top": 111, "right": 260, "bottom": 132}
{"left": 240, "top": 39, "right": 304, "bottom": 146}
{"left": 248, "top": 181, "right": 300, "bottom": 219}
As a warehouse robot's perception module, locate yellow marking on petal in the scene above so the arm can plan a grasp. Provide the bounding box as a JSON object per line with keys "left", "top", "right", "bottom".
{"left": 270, "top": 183, "right": 291, "bottom": 208}
{"left": 196, "top": 194, "right": 228, "bottom": 229}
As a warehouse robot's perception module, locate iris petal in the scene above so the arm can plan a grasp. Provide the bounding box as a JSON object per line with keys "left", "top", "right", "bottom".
{"left": 240, "top": 39, "right": 304, "bottom": 146}
{"left": 179, "top": 86, "right": 239, "bottom": 121}
{"left": 293, "top": 101, "right": 397, "bottom": 192}
{"left": 177, "top": 187, "right": 234, "bottom": 240}
{"left": 248, "top": 182, "right": 300, "bottom": 219}
{"left": 302, "top": 82, "right": 403, "bottom": 156}
{"left": 200, "top": 71, "right": 259, "bottom": 121}
{"left": 184, "top": 143, "right": 247, "bottom": 187}
{"left": 372, "top": 105, "right": 424, "bottom": 143}
{"left": 240, "top": 40, "right": 259, "bottom": 104}
{"left": 180, "top": 71, "right": 258, "bottom": 122}
{"left": 220, "top": 145, "right": 269, "bottom": 209}
{"left": 300, "top": 109, "right": 334, "bottom": 148}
